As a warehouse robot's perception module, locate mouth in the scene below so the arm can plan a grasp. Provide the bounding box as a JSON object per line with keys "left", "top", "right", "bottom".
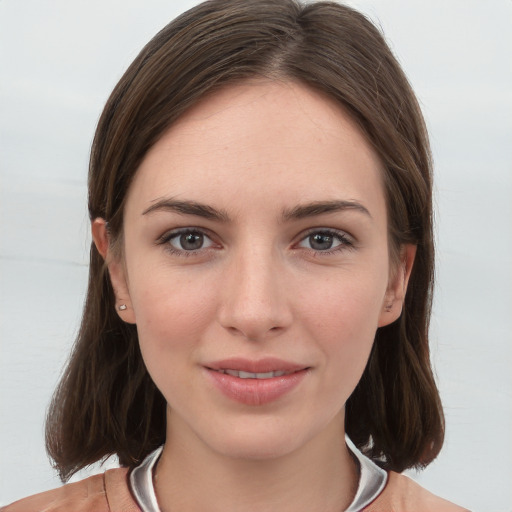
{"left": 205, "top": 357, "right": 307, "bottom": 374}
{"left": 204, "top": 358, "right": 310, "bottom": 405}
{"left": 214, "top": 369, "right": 294, "bottom": 379}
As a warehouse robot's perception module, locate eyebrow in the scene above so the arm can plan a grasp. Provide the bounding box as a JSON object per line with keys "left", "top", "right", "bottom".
{"left": 142, "top": 198, "right": 230, "bottom": 222}
{"left": 142, "top": 198, "right": 371, "bottom": 222}
{"left": 281, "top": 200, "right": 372, "bottom": 221}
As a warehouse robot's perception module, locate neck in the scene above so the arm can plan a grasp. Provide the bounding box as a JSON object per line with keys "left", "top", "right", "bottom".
{"left": 154, "top": 410, "right": 358, "bottom": 512}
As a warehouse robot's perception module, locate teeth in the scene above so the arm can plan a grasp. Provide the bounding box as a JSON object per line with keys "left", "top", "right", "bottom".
{"left": 219, "top": 369, "right": 287, "bottom": 379}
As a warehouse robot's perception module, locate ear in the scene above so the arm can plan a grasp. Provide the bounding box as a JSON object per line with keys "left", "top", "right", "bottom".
{"left": 91, "top": 218, "right": 136, "bottom": 324}
{"left": 378, "top": 244, "right": 416, "bottom": 327}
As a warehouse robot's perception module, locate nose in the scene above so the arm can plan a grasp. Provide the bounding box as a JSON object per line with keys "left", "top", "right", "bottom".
{"left": 217, "top": 246, "right": 293, "bottom": 341}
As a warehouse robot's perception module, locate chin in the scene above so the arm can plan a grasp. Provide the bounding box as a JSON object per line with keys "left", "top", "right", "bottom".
{"left": 196, "top": 413, "right": 333, "bottom": 462}
{"left": 211, "top": 430, "right": 304, "bottom": 461}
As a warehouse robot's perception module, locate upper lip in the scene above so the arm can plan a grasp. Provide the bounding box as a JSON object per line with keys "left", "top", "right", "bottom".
{"left": 204, "top": 357, "right": 308, "bottom": 374}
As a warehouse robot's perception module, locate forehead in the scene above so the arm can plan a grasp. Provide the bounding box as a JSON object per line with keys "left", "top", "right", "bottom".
{"left": 126, "top": 80, "right": 385, "bottom": 220}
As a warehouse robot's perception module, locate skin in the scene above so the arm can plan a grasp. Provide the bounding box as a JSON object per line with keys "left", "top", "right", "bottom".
{"left": 93, "top": 80, "right": 415, "bottom": 512}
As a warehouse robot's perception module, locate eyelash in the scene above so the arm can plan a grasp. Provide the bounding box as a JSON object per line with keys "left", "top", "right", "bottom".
{"left": 296, "top": 228, "right": 355, "bottom": 255}
{"left": 156, "top": 228, "right": 217, "bottom": 257}
{"left": 156, "top": 227, "right": 355, "bottom": 257}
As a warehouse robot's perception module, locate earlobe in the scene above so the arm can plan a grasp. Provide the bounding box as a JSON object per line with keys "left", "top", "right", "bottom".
{"left": 91, "top": 218, "right": 136, "bottom": 324}
{"left": 378, "top": 244, "right": 417, "bottom": 327}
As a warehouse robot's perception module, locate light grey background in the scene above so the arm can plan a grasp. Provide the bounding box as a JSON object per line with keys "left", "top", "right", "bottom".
{"left": 1, "top": 1, "right": 511, "bottom": 510}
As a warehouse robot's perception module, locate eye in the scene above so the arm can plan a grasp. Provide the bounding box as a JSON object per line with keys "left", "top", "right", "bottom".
{"left": 297, "top": 229, "right": 352, "bottom": 252}
{"left": 160, "top": 229, "right": 215, "bottom": 253}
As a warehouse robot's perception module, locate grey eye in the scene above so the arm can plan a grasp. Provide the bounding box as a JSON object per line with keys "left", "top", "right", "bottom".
{"left": 169, "top": 231, "right": 213, "bottom": 251}
{"left": 298, "top": 230, "right": 347, "bottom": 251}
{"left": 308, "top": 233, "right": 335, "bottom": 250}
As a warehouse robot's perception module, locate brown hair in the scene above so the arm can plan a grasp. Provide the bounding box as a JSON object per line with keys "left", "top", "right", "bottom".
{"left": 46, "top": 0, "right": 443, "bottom": 481}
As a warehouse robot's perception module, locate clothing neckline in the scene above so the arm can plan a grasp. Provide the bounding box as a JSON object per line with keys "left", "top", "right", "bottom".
{"left": 129, "top": 435, "right": 387, "bottom": 512}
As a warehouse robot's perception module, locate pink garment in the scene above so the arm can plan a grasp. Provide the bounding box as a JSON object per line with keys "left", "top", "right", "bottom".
{"left": 2, "top": 468, "right": 469, "bottom": 511}
{"left": 1, "top": 469, "right": 138, "bottom": 512}
{"left": 362, "top": 472, "right": 470, "bottom": 511}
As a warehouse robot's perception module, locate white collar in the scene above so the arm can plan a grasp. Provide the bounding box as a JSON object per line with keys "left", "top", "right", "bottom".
{"left": 129, "top": 435, "right": 387, "bottom": 512}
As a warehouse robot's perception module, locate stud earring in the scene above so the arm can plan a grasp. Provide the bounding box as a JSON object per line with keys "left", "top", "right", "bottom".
{"left": 118, "top": 304, "right": 127, "bottom": 311}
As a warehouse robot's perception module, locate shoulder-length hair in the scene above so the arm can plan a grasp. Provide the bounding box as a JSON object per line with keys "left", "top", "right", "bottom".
{"left": 46, "top": 0, "right": 443, "bottom": 481}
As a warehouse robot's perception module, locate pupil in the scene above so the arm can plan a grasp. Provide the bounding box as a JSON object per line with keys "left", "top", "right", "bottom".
{"left": 181, "top": 232, "right": 203, "bottom": 250}
{"left": 310, "top": 233, "right": 333, "bottom": 250}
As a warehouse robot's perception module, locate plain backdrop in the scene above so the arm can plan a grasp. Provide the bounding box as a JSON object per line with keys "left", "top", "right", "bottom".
{"left": 1, "top": 1, "right": 511, "bottom": 510}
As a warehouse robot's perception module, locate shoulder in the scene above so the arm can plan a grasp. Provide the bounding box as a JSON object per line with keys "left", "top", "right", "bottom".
{"left": 1, "top": 468, "right": 140, "bottom": 512}
{"left": 363, "top": 471, "right": 470, "bottom": 512}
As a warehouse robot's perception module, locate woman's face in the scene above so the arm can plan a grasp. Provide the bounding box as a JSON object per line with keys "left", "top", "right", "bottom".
{"left": 104, "top": 81, "right": 411, "bottom": 460}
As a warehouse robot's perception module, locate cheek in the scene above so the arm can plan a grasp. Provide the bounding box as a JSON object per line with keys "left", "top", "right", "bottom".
{"left": 300, "top": 264, "right": 388, "bottom": 337}
{"left": 127, "top": 265, "right": 218, "bottom": 367}
{"left": 298, "top": 267, "right": 388, "bottom": 388}
{"left": 130, "top": 276, "right": 221, "bottom": 411}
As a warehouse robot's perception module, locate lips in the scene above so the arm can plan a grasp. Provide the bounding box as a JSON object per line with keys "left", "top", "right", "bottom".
{"left": 204, "top": 358, "right": 309, "bottom": 405}
{"left": 217, "top": 369, "right": 289, "bottom": 379}
{"left": 206, "top": 357, "right": 305, "bottom": 374}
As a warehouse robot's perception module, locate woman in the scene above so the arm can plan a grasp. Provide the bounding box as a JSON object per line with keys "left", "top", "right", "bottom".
{"left": 3, "top": 0, "right": 469, "bottom": 510}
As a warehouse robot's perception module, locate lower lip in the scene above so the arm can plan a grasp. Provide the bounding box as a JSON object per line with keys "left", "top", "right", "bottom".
{"left": 205, "top": 368, "right": 309, "bottom": 406}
